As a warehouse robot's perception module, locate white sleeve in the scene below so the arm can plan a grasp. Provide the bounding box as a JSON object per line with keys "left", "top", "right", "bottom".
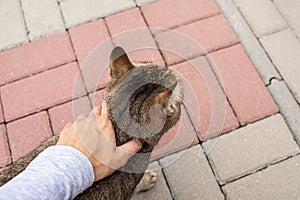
{"left": 0, "top": 146, "right": 95, "bottom": 200}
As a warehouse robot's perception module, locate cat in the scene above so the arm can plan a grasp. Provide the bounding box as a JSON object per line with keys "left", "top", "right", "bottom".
{"left": 0, "top": 46, "right": 182, "bottom": 200}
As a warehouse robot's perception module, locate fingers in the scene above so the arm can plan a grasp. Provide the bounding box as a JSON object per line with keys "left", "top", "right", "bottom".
{"left": 101, "top": 101, "right": 109, "bottom": 116}
{"left": 89, "top": 106, "right": 101, "bottom": 117}
{"left": 115, "top": 139, "right": 142, "bottom": 161}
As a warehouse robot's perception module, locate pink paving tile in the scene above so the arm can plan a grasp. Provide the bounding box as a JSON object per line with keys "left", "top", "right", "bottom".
{"left": 1, "top": 62, "right": 86, "bottom": 122}
{"left": 49, "top": 97, "right": 92, "bottom": 135}
{"left": 69, "top": 19, "right": 111, "bottom": 65}
{"left": 0, "top": 97, "right": 3, "bottom": 123}
{"left": 171, "top": 57, "right": 239, "bottom": 140}
{"left": 0, "top": 32, "right": 75, "bottom": 85}
{"left": 141, "top": 0, "right": 221, "bottom": 32}
{"left": 0, "top": 125, "right": 11, "bottom": 167}
{"left": 208, "top": 44, "right": 278, "bottom": 125}
{"left": 89, "top": 89, "right": 105, "bottom": 107}
{"left": 106, "top": 8, "right": 164, "bottom": 66}
{"left": 156, "top": 14, "right": 239, "bottom": 65}
{"left": 7, "top": 112, "right": 52, "bottom": 162}
{"left": 69, "top": 20, "right": 114, "bottom": 92}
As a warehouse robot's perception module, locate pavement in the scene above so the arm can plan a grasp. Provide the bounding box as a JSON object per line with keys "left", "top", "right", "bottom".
{"left": 0, "top": 0, "right": 300, "bottom": 199}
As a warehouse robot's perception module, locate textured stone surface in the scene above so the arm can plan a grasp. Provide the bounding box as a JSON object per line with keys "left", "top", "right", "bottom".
{"left": 159, "top": 145, "right": 224, "bottom": 200}
{"left": 7, "top": 112, "right": 52, "bottom": 161}
{"left": 49, "top": 97, "right": 91, "bottom": 134}
{"left": 260, "top": 29, "right": 300, "bottom": 104}
{"left": 1, "top": 62, "right": 86, "bottom": 121}
{"left": 0, "top": 32, "right": 74, "bottom": 85}
{"left": 21, "top": 0, "right": 65, "bottom": 40}
{"left": 131, "top": 162, "right": 172, "bottom": 200}
{"left": 0, "top": 97, "right": 3, "bottom": 123}
{"left": 208, "top": 44, "right": 278, "bottom": 125}
{"left": 223, "top": 155, "right": 300, "bottom": 200}
{"left": 156, "top": 14, "right": 239, "bottom": 65}
{"left": 0, "top": 0, "right": 28, "bottom": 51}
{"left": 268, "top": 79, "right": 300, "bottom": 145}
{"left": 142, "top": 0, "right": 220, "bottom": 31}
{"left": 215, "top": 0, "right": 281, "bottom": 84}
{"left": 274, "top": 0, "right": 300, "bottom": 39}
{"left": 135, "top": 0, "right": 158, "bottom": 6}
{"left": 234, "top": 0, "right": 286, "bottom": 37}
{"left": 60, "top": 0, "right": 135, "bottom": 28}
{"left": 203, "top": 114, "right": 300, "bottom": 184}
{"left": 0, "top": 125, "right": 11, "bottom": 167}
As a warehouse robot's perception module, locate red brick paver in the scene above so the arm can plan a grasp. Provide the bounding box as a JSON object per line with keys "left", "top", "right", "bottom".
{"left": 0, "top": 32, "right": 75, "bottom": 85}
{"left": 0, "top": 97, "right": 4, "bottom": 123}
{"left": 208, "top": 44, "right": 278, "bottom": 125}
{"left": 1, "top": 62, "right": 86, "bottom": 121}
{"left": 156, "top": 14, "right": 239, "bottom": 65}
{"left": 142, "top": 0, "right": 220, "bottom": 31}
{"left": 49, "top": 97, "right": 91, "bottom": 134}
{"left": 0, "top": 125, "right": 11, "bottom": 167}
{"left": 7, "top": 112, "right": 52, "bottom": 162}
{"left": 106, "top": 8, "right": 164, "bottom": 66}
{"left": 171, "top": 57, "right": 239, "bottom": 140}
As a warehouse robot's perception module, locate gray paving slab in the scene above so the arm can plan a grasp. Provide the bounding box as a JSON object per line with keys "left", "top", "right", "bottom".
{"left": 260, "top": 29, "right": 300, "bottom": 103}
{"left": 21, "top": 0, "right": 65, "bottom": 40}
{"left": 0, "top": 0, "right": 28, "bottom": 51}
{"left": 274, "top": 0, "right": 300, "bottom": 40}
{"left": 233, "top": 0, "right": 287, "bottom": 38}
{"left": 135, "top": 0, "right": 158, "bottom": 6}
{"left": 131, "top": 161, "right": 172, "bottom": 200}
{"left": 268, "top": 79, "right": 300, "bottom": 145}
{"left": 60, "top": 0, "right": 136, "bottom": 28}
{"left": 203, "top": 114, "right": 300, "bottom": 184}
{"left": 215, "top": 0, "right": 280, "bottom": 85}
{"left": 159, "top": 145, "right": 224, "bottom": 200}
{"left": 223, "top": 154, "right": 300, "bottom": 200}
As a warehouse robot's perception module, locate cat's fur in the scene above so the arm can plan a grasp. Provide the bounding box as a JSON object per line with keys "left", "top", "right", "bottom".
{"left": 0, "top": 47, "right": 182, "bottom": 200}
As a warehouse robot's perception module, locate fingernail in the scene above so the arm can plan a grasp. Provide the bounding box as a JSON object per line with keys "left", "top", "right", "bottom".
{"left": 134, "top": 139, "right": 143, "bottom": 149}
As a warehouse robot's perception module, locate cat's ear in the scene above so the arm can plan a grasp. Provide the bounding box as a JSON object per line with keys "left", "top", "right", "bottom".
{"left": 109, "top": 46, "right": 134, "bottom": 80}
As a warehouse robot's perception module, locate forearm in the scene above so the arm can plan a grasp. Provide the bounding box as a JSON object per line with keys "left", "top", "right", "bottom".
{"left": 0, "top": 146, "right": 94, "bottom": 200}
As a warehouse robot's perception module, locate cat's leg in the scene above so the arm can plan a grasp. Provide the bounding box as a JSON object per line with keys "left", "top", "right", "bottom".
{"left": 134, "top": 170, "right": 157, "bottom": 192}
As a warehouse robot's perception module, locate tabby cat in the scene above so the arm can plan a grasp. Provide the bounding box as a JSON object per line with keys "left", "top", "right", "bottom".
{"left": 0, "top": 46, "right": 182, "bottom": 200}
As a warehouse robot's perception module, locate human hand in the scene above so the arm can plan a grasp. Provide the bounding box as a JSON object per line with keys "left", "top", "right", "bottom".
{"left": 56, "top": 101, "right": 142, "bottom": 182}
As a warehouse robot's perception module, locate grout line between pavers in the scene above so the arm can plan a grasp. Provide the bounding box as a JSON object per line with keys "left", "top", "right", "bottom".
{"left": 56, "top": 0, "right": 67, "bottom": 30}
{"left": 157, "top": 161, "right": 175, "bottom": 200}
{"left": 2, "top": 124, "right": 13, "bottom": 167}
{"left": 17, "top": 0, "right": 30, "bottom": 42}
{"left": 0, "top": 59, "right": 76, "bottom": 87}
{"left": 220, "top": 151, "right": 300, "bottom": 187}
{"left": 46, "top": 110, "right": 55, "bottom": 136}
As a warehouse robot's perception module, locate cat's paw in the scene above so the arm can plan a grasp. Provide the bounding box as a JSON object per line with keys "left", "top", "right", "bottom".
{"left": 135, "top": 170, "right": 157, "bottom": 192}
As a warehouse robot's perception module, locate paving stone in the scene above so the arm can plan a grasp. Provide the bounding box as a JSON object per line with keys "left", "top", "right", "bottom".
{"left": 49, "top": 97, "right": 91, "bottom": 134}
{"left": 0, "top": 0, "right": 28, "bottom": 51}
{"left": 268, "top": 79, "right": 300, "bottom": 145}
{"left": 234, "top": 0, "right": 287, "bottom": 38}
{"left": 89, "top": 90, "right": 105, "bottom": 108}
{"left": 0, "top": 32, "right": 75, "bottom": 85}
{"left": 0, "top": 97, "right": 3, "bottom": 123}
{"left": 260, "top": 29, "right": 300, "bottom": 104}
{"left": 106, "top": 8, "right": 164, "bottom": 66}
{"left": 159, "top": 145, "right": 224, "bottom": 200}
{"left": 60, "top": 0, "right": 136, "bottom": 28}
{"left": 1, "top": 62, "right": 86, "bottom": 121}
{"left": 21, "top": 0, "right": 65, "bottom": 40}
{"left": 203, "top": 114, "right": 300, "bottom": 184}
{"left": 170, "top": 57, "right": 239, "bottom": 140}
{"left": 141, "top": 0, "right": 221, "bottom": 32}
{"left": 215, "top": 0, "right": 281, "bottom": 84}
{"left": 7, "top": 112, "right": 52, "bottom": 161}
{"left": 274, "top": 0, "right": 300, "bottom": 39}
{"left": 131, "top": 161, "right": 172, "bottom": 200}
{"left": 156, "top": 14, "right": 239, "bottom": 65}
{"left": 223, "top": 155, "right": 300, "bottom": 199}
{"left": 0, "top": 125, "right": 11, "bottom": 167}
{"left": 135, "top": 0, "right": 158, "bottom": 6}
{"left": 208, "top": 44, "right": 278, "bottom": 125}
{"left": 69, "top": 20, "right": 113, "bottom": 92}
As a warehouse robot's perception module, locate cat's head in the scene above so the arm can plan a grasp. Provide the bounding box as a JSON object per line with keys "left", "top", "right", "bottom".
{"left": 104, "top": 47, "right": 182, "bottom": 147}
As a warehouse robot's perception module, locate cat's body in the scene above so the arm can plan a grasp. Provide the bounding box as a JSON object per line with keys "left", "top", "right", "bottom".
{"left": 0, "top": 47, "right": 182, "bottom": 200}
